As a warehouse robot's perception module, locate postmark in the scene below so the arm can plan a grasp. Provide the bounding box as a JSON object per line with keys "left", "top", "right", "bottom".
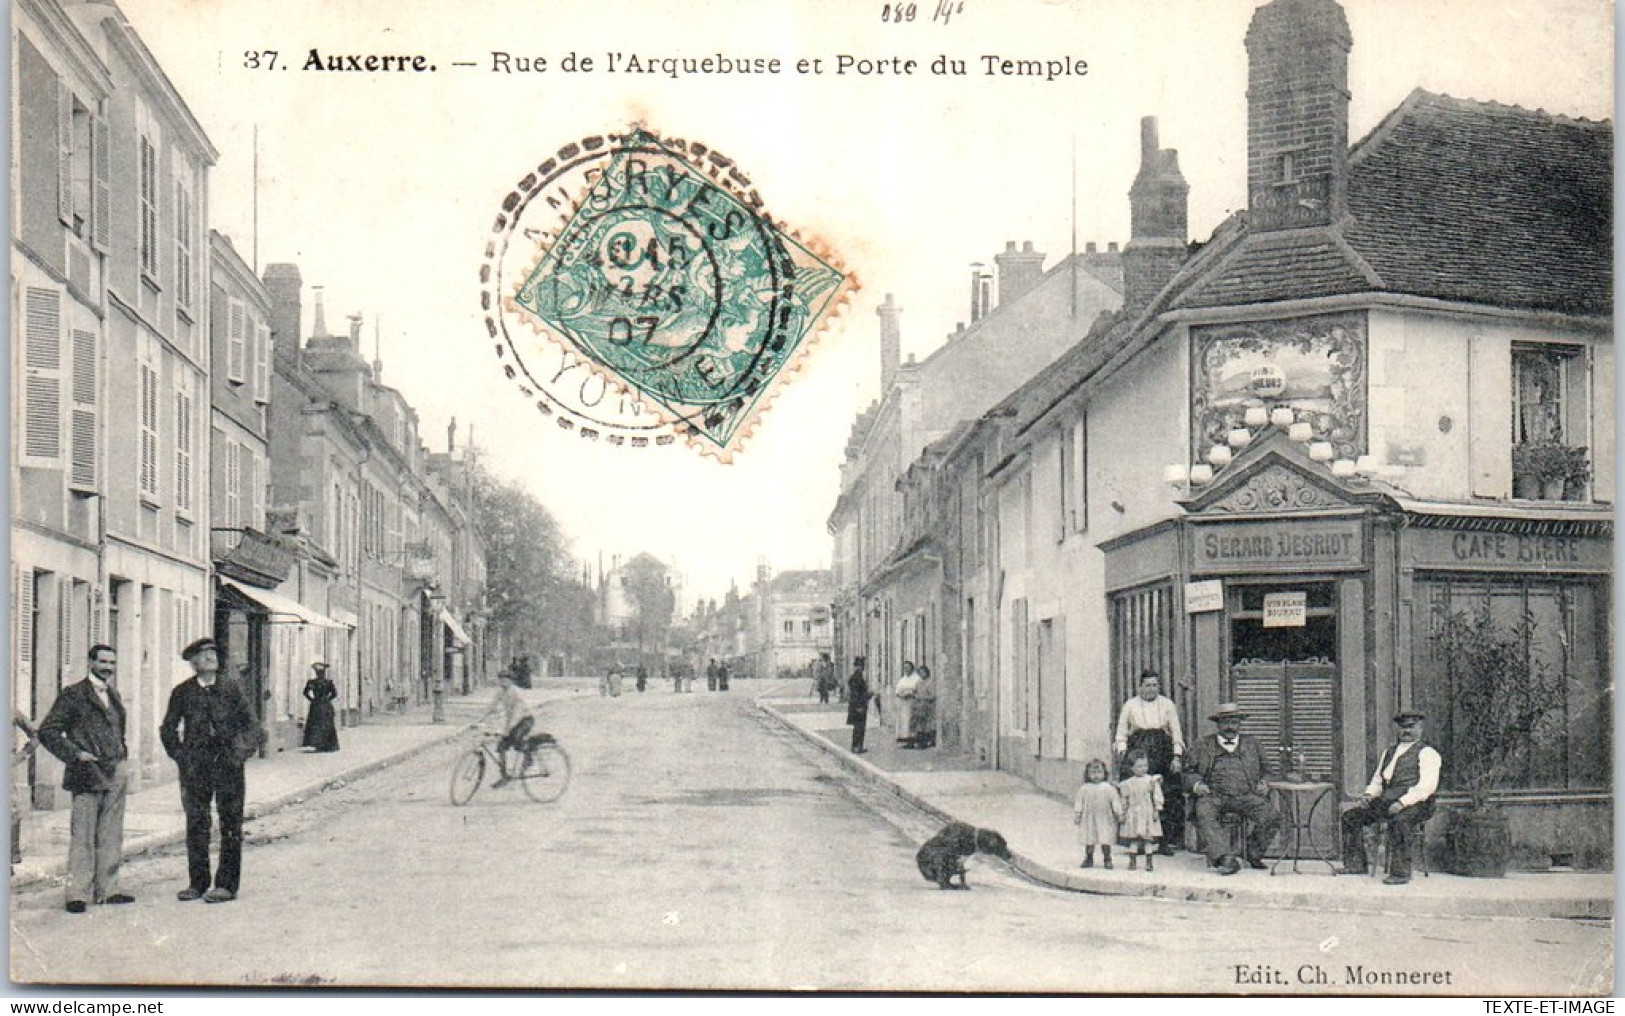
{"left": 483, "top": 128, "right": 851, "bottom": 458}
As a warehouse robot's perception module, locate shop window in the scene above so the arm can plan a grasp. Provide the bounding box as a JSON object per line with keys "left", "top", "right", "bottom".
{"left": 1415, "top": 576, "right": 1609, "bottom": 793}
{"left": 1109, "top": 583, "right": 1174, "bottom": 708}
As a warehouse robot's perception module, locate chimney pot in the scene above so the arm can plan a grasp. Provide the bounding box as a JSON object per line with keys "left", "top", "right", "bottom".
{"left": 1108, "top": 242, "right": 1119, "bottom": 253}
{"left": 1141, "top": 116, "right": 1160, "bottom": 158}
{"left": 1005, "top": 241, "right": 1017, "bottom": 252}
{"left": 1086, "top": 242, "right": 1097, "bottom": 254}
{"left": 1022, "top": 241, "right": 1034, "bottom": 253}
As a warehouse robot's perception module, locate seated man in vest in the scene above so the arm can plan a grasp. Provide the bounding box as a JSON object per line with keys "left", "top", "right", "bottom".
{"left": 1189, "top": 703, "right": 1281, "bottom": 876}
{"left": 1340, "top": 710, "right": 1440, "bottom": 885}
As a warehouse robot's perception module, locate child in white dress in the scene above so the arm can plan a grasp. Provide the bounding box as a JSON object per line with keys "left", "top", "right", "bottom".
{"left": 1072, "top": 758, "right": 1123, "bottom": 869}
{"left": 1119, "top": 752, "right": 1165, "bottom": 872}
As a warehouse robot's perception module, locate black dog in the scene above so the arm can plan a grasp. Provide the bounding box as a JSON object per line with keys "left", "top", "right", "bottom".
{"left": 915, "top": 822, "right": 1011, "bottom": 890}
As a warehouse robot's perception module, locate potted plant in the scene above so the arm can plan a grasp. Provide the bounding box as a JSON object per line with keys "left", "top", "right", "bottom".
{"left": 1512, "top": 442, "right": 1591, "bottom": 500}
{"left": 1430, "top": 603, "right": 1566, "bottom": 876}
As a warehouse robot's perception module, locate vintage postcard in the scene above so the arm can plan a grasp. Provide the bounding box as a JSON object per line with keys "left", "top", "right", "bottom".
{"left": 8, "top": 0, "right": 1614, "bottom": 997}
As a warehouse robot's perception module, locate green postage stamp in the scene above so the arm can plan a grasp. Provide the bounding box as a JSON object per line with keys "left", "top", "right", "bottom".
{"left": 487, "top": 128, "right": 851, "bottom": 458}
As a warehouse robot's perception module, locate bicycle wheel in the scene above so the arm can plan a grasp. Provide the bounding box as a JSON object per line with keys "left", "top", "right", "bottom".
{"left": 449, "top": 749, "right": 485, "bottom": 805}
{"left": 519, "top": 743, "right": 572, "bottom": 803}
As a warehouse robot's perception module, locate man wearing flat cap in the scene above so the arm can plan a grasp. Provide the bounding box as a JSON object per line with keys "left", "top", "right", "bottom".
{"left": 160, "top": 637, "right": 262, "bottom": 903}
{"left": 1188, "top": 702, "right": 1281, "bottom": 876}
{"left": 1340, "top": 710, "right": 1441, "bottom": 885}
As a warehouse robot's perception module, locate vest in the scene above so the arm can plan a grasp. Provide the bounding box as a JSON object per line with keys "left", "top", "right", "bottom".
{"left": 1376, "top": 741, "right": 1433, "bottom": 800}
{"left": 1207, "top": 743, "right": 1255, "bottom": 797}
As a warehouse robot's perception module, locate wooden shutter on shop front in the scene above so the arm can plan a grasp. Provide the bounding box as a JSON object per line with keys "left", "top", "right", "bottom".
{"left": 1286, "top": 663, "right": 1338, "bottom": 781}
{"left": 69, "top": 327, "right": 97, "bottom": 490}
{"left": 1233, "top": 662, "right": 1285, "bottom": 777}
{"left": 23, "top": 287, "right": 64, "bottom": 466}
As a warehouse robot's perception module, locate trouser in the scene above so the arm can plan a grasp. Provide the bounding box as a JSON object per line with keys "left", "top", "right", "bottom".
{"left": 818, "top": 689, "right": 830, "bottom": 704}
{"left": 1194, "top": 791, "right": 1280, "bottom": 864}
{"left": 1341, "top": 797, "right": 1431, "bottom": 879}
{"left": 179, "top": 760, "right": 246, "bottom": 893}
{"left": 850, "top": 715, "right": 867, "bottom": 752}
{"left": 66, "top": 761, "right": 129, "bottom": 904}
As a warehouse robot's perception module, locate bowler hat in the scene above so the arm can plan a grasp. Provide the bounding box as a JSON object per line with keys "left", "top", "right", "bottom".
{"left": 181, "top": 637, "right": 219, "bottom": 662}
{"left": 1208, "top": 702, "right": 1248, "bottom": 722}
{"left": 312, "top": 662, "right": 330, "bottom": 673}
{"left": 1393, "top": 709, "right": 1425, "bottom": 723}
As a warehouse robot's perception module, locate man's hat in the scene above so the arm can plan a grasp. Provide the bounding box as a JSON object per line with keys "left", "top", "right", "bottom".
{"left": 1393, "top": 709, "right": 1426, "bottom": 723}
{"left": 311, "top": 662, "right": 330, "bottom": 673}
{"left": 1209, "top": 702, "right": 1248, "bottom": 722}
{"left": 180, "top": 637, "right": 218, "bottom": 662}
{"left": 853, "top": 656, "right": 866, "bottom": 666}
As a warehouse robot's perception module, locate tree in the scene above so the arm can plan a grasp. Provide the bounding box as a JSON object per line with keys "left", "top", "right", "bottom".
{"left": 621, "top": 552, "right": 676, "bottom": 664}
{"left": 470, "top": 465, "right": 595, "bottom": 668}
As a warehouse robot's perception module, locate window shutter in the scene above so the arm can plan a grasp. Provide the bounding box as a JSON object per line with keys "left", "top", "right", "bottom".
{"left": 14, "top": 568, "right": 35, "bottom": 706}
{"left": 225, "top": 440, "right": 241, "bottom": 528}
{"left": 68, "top": 327, "right": 97, "bottom": 490}
{"left": 1287, "top": 665, "right": 1337, "bottom": 781}
{"left": 254, "top": 322, "right": 271, "bottom": 404}
{"left": 23, "top": 287, "right": 64, "bottom": 466}
{"left": 139, "top": 362, "right": 159, "bottom": 497}
{"left": 91, "top": 115, "right": 110, "bottom": 252}
{"left": 175, "top": 388, "right": 192, "bottom": 511}
{"left": 228, "top": 300, "right": 246, "bottom": 383}
{"left": 57, "top": 82, "right": 73, "bottom": 226}
{"left": 250, "top": 449, "right": 264, "bottom": 528}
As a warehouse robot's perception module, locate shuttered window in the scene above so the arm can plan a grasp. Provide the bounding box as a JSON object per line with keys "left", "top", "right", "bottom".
{"left": 1109, "top": 583, "right": 1175, "bottom": 708}
{"left": 90, "top": 116, "right": 110, "bottom": 252}
{"left": 68, "top": 327, "right": 97, "bottom": 490}
{"left": 138, "top": 136, "right": 159, "bottom": 279}
{"left": 224, "top": 440, "right": 242, "bottom": 528}
{"left": 174, "top": 386, "right": 193, "bottom": 512}
{"left": 138, "top": 360, "right": 159, "bottom": 498}
{"left": 57, "top": 82, "right": 72, "bottom": 226}
{"left": 174, "top": 178, "right": 193, "bottom": 310}
{"left": 14, "top": 569, "right": 36, "bottom": 711}
{"left": 227, "top": 299, "right": 246, "bottom": 384}
{"left": 249, "top": 447, "right": 264, "bottom": 529}
{"left": 22, "top": 287, "right": 63, "bottom": 466}
{"left": 253, "top": 321, "right": 271, "bottom": 404}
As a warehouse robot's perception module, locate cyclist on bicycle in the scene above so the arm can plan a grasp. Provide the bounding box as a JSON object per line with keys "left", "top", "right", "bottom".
{"left": 480, "top": 670, "right": 549, "bottom": 783}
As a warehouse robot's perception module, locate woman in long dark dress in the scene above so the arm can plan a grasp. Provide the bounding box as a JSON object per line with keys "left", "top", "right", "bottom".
{"left": 301, "top": 663, "right": 341, "bottom": 752}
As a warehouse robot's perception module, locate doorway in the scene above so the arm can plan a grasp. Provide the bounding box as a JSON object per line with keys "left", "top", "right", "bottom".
{"left": 1226, "top": 583, "right": 1339, "bottom": 782}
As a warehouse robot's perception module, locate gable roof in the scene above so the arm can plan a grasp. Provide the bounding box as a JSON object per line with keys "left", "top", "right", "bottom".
{"left": 1175, "top": 90, "right": 1612, "bottom": 316}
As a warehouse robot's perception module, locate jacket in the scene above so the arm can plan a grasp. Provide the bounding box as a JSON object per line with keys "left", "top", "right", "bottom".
{"left": 846, "top": 672, "right": 871, "bottom": 725}
{"left": 37, "top": 680, "right": 127, "bottom": 794}
{"left": 1189, "top": 731, "right": 1271, "bottom": 797}
{"left": 159, "top": 677, "right": 262, "bottom": 770}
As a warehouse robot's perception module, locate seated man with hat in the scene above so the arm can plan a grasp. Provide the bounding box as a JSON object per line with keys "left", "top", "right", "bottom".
{"left": 1340, "top": 710, "right": 1440, "bottom": 885}
{"left": 1188, "top": 702, "right": 1281, "bottom": 876}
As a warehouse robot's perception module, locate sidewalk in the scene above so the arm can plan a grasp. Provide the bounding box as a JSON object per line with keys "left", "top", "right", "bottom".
{"left": 760, "top": 695, "right": 1613, "bottom": 921}
{"left": 10, "top": 681, "right": 593, "bottom": 894}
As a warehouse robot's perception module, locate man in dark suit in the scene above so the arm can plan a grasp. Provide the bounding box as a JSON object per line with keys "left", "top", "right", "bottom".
{"left": 846, "top": 657, "right": 871, "bottom": 754}
{"left": 37, "top": 644, "right": 133, "bottom": 913}
{"left": 1340, "top": 710, "right": 1441, "bottom": 885}
{"left": 1188, "top": 702, "right": 1281, "bottom": 876}
{"left": 160, "top": 638, "right": 261, "bottom": 904}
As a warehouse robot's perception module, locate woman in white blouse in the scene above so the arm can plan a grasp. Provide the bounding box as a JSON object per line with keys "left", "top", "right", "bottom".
{"left": 1113, "top": 670, "right": 1186, "bottom": 854}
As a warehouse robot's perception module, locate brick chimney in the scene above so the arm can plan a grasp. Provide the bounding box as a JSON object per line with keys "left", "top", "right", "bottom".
{"left": 1123, "top": 116, "right": 1190, "bottom": 311}
{"left": 262, "top": 263, "right": 303, "bottom": 362}
{"left": 994, "top": 241, "right": 1046, "bottom": 308}
{"left": 877, "top": 294, "right": 902, "bottom": 392}
{"left": 1245, "top": 0, "right": 1353, "bottom": 232}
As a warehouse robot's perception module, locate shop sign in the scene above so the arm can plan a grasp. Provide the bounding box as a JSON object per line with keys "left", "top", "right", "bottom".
{"left": 1185, "top": 579, "right": 1223, "bottom": 613}
{"left": 1262, "top": 591, "right": 1307, "bottom": 628}
{"left": 1408, "top": 528, "right": 1612, "bottom": 574}
{"left": 1191, "top": 519, "right": 1364, "bottom": 574}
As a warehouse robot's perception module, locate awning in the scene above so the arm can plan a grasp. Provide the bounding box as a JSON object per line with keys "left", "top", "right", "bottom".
{"left": 221, "top": 579, "right": 350, "bottom": 628}
{"left": 440, "top": 608, "right": 472, "bottom": 647}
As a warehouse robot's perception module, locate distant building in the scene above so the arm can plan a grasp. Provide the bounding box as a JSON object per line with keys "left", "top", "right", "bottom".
{"left": 760, "top": 569, "right": 834, "bottom": 679}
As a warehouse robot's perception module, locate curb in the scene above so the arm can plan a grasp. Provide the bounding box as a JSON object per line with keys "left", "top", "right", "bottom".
{"left": 756, "top": 701, "right": 1612, "bottom": 922}
{"left": 10, "top": 719, "right": 475, "bottom": 894}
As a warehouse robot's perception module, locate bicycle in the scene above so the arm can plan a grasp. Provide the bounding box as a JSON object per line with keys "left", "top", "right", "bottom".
{"left": 448, "top": 729, "right": 572, "bottom": 805}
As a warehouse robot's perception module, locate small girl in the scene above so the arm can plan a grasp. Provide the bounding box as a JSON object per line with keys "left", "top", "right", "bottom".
{"left": 1119, "top": 752, "right": 1165, "bottom": 871}
{"left": 1072, "top": 759, "right": 1123, "bottom": 869}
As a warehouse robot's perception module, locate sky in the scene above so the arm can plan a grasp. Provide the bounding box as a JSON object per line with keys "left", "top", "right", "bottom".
{"left": 110, "top": 0, "right": 1613, "bottom": 607}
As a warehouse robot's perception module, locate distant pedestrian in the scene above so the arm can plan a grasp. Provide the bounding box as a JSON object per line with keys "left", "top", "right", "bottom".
{"left": 717, "top": 661, "right": 731, "bottom": 692}
{"left": 706, "top": 659, "right": 719, "bottom": 692}
{"left": 904, "top": 665, "right": 936, "bottom": 749}
{"left": 814, "top": 653, "right": 837, "bottom": 705}
{"left": 1073, "top": 759, "right": 1122, "bottom": 869}
{"left": 607, "top": 666, "right": 624, "bottom": 697}
{"left": 1119, "top": 752, "right": 1164, "bottom": 872}
{"left": 36, "top": 645, "right": 132, "bottom": 912}
{"left": 300, "top": 663, "right": 340, "bottom": 753}
{"left": 846, "top": 657, "right": 871, "bottom": 754}
{"left": 160, "top": 638, "right": 263, "bottom": 904}
{"left": 635, "top": 665, "right": 648, "bottom": 693}
{"left": 893, "top": 661, "right": 918, "bottom": 744}
{"left": 12, "top": 710, "right": 37, "bottom": 872}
